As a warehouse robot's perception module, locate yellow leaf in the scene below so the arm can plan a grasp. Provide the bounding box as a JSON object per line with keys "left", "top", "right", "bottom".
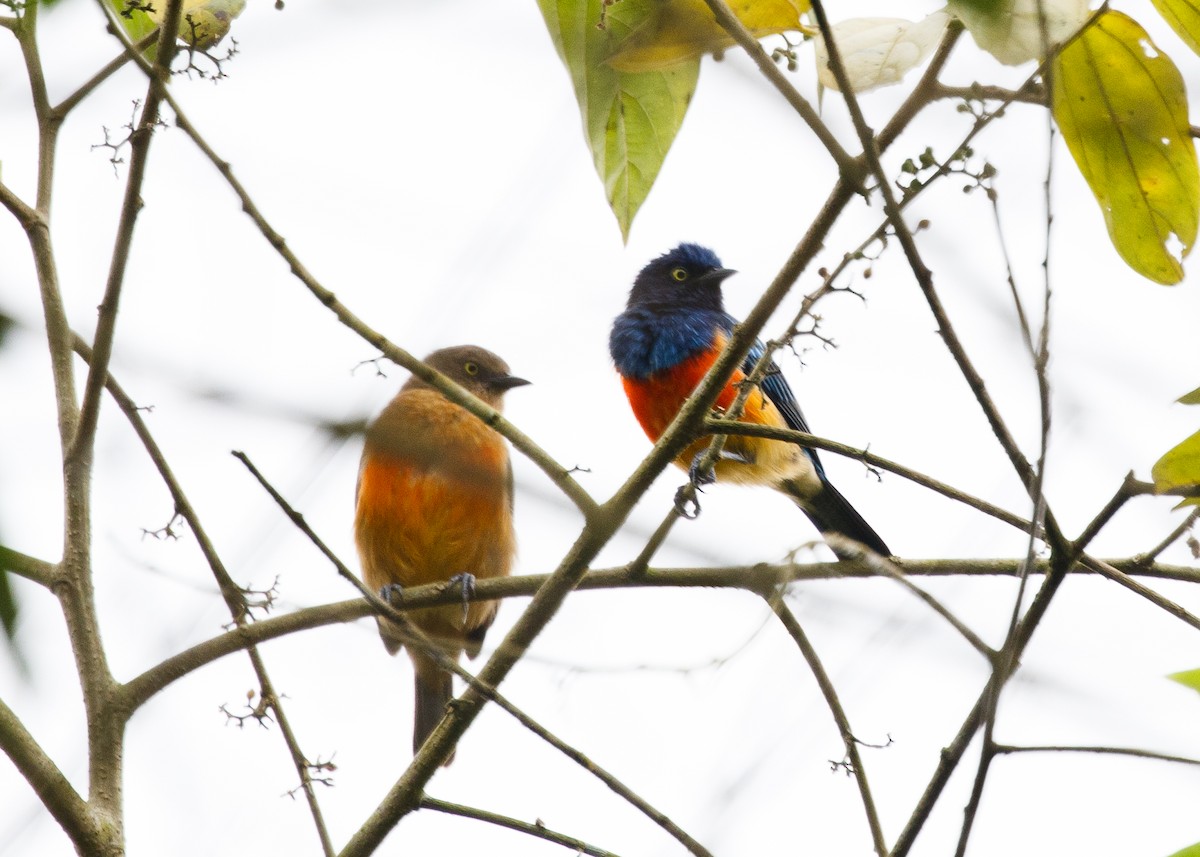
{"left": 537, "top": 0, "right": 699, "bottom": 240}
{"left": 148, "top": 0, "right": 246, "bottom": 50}
{"left": 608, "top": 0, "right": 810, "bottom": 73}
{"left": 1052, "top": 11, "right": 1200, "bottom": 284}
{"left": 1168, "top": 667, "right": 1200, "bottom": 694}
{"left": 1180, "top": 385, "right": 1200, "bottom": 404}
{"left": 1150, "top": 0, "right": 1200, "bottom": 58}
{"left": 1152, "top": 428, "right": 1200, "bottom": 499}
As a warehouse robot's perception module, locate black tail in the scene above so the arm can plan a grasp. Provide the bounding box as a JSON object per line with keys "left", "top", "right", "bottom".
{"left": 412, "top": 658, "right": 455, "bottom": 766}
{"left": 781, "top": 477, "right": 890, "bottom": 559}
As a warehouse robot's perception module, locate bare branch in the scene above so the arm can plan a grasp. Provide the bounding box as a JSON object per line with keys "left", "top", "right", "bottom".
{"left": 0, "top": 546, "right": 57, "bottom": 588}
{"left": 420, "top": 797, "right": 623, "bottom": 857}
{"left": 0, "top": 695, "right": 96, "bottom": 852}
{"left": 994, "top": 744, "right": 1200, "bottom": 766}
{"left": 233, "top": 452, "right": 716, "bottom": 857}
{"left": 698, "top": 0, "right": 861, "bottom": 182}
{"left": 705, "top": 419, "right": 1034, "bottom": 533}
{"left": 768, "top": 597, "right": 887, "bottom": 857}
{"left": 72, "top": 336, "right": 335, "bottom": 856}
{"left": 52, "top": 30, "right": 161, "bottom": 119}
{"left": 70, "top": 0, "right": 183, "bottom": 470}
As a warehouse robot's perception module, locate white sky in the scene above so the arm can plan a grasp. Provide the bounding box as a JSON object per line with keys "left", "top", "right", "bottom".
{"left": 2, "top": 1, "right": 1200, "bottom": 855}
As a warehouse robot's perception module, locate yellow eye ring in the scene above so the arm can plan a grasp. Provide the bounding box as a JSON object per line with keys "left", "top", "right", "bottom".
{"left": 670, "top": 267, "right": 688, "bottom": 282}
{"left": 464, "top": 362, "right": 479, "bottom": 376}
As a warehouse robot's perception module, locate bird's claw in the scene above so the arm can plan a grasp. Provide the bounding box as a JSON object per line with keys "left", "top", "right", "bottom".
{"left": 688, "top": 451, "right": 717, "bottom": 490}
{"left": 379, "top": 583, "right": 404, "bottom": 607}
{"left": 674, "top": 485, "right": 702, "bottom": 519}
{"left": 447, "top": 573, "right": 477, "bottom": 624}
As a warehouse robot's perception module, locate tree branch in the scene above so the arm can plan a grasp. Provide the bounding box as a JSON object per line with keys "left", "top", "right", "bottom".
{"left": 420, "top": 796, "right": 622, "bottom": 857}
{"left": 993, "top": 744, "right": 1200, "bottom": 766}
{"left": 0, "top": 694, "right": 95, "bottom": 852}
{"left": 768, "top": 597, "right": 887, "bottom": 856}
{"left": 233, "top": 451, "right": 715, "bottom": 857}
{"left": 0, "top": 546, "right": 57, "bottom": 588}
{"left": 122, "top": 555, "right": 1199, "bottom": 712}
{"left": 72, "top": 337, "right": 336, "bottom": 856}
{"left": 70, "top": 0, "right": 182, "bottom": 469}
{"left": 699, "top": 0, "right": 861, "bottom": 182}
{"left": 705, "top": 419, "right": 1034, "bottom": 533}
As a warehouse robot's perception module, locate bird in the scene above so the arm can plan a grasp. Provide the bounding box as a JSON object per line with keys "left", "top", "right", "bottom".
{"left": 609, "top": 243, "right": 889, "bottom": 558}
{"left": 354, "top": 345, "right": 528, "bottom": 763}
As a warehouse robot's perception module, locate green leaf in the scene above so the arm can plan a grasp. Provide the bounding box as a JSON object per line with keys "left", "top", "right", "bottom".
{"left": 537, "top": 0, "right": 699, "bottom": 240}
{"left": 1165, "top": 842, "right": 1200, "bottom": 857}
{"left": 1051, "top": 11, "right": 1200, "bottom": 284}
{"left": 1168, "top": 667, "right": 1200, "bottom": 694}
{"left": 1150, "top": 0, "right": 1200, "bottom": 58}
{"left": 1152, "top": 428, "right": 1200, "bottom": 504}
{"left": 1179, "top": 385, "right": 1200, "bottom": 404}
{"left": 106, "top": 0, "right": 160, "bottom": 46}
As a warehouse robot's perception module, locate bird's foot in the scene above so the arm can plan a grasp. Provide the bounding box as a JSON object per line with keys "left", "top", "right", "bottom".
{"left": 447, "top": 573, "right": 477, "bottom": 624}
{"left": 687, "top": 451, "right": 717, "bottom": 490}
{"left": 674, "top": 484, "right": 702, "bottom": 519}
{"left": 379, "top": 583, "right": 404, "bottom": 608}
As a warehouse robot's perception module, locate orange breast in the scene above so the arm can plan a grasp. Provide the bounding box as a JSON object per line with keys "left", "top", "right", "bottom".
{"left": 354, "top": 396, "right": 515, "bottom": 639}
{"left": 623, "top": 346, "right": 745, "bottom": 442}
{"left": 622, "top": 344, "right": 800, "bottom": 485}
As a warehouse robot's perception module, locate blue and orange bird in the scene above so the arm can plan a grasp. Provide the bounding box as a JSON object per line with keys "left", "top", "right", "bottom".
{"left": 609, "top": 243, "right": 889, "bottom": 558}
{"left": 354, "top": 346, "right": 528, "bottom": 763}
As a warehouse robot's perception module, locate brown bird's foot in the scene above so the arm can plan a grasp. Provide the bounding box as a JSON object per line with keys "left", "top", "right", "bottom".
{"left": 447, "top": 573, "right": 476, "bottom": 624}
{"left": 379, "top": 583, "right": 404, "bottom": 607}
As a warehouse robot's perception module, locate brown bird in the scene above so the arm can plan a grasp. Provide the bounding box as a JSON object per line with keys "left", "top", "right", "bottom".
{"left": 354, "top": 346, "right": 528, "bottom": 763}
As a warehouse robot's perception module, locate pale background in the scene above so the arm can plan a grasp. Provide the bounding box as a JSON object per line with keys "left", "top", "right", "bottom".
{"left": 1, "top": 1, "right": 1199, "bottom": 854}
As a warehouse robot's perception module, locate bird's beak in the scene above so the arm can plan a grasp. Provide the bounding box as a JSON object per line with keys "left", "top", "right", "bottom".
{"left": 492, "top": 374, "right": 531, "bottom": 391}
{"left": 697, "top": 267, "right": 737, "bottom": 287}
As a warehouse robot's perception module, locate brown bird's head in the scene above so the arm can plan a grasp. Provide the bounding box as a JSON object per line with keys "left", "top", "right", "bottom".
{"left": 405, "top": 345, "right": 530, "bottom": 409}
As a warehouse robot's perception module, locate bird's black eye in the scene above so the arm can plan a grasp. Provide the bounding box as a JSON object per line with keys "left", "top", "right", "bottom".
{"left": 464, "top": 361, "right": 480, "bottom": 376}
{"left": 670, "top": 267, "right": 688, "bottom": 282}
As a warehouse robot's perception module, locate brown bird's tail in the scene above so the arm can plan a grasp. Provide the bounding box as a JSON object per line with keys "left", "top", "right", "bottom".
{"left": 780, "top": 476, "right": 890, "bottom": 559}
{"left": 412, "top": 655, "right": 455, "bottom": 766}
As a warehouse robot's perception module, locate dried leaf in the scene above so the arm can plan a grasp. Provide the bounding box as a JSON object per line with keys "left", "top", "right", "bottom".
{"left": 815, "top": 12, "right": 950, "bottom": 93}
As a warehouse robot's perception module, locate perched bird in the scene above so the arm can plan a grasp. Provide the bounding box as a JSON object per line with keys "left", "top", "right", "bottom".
{"left": 354, "top": 345, "right": 528, "bottom": 763}
{"left": 609, "top": 243, "right": 889, "bottom": 557}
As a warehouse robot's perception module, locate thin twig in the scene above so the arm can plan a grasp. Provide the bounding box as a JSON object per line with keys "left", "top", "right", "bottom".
{"left": 993, "top": 744, "right": 1200, "bottom": 766}
{"left": 1136, "top": 507, "right": 1200, "bottom": 564}
{"left": 420, "top": 796, "right": 622, "bottom": 857}
{"left": 69, "top": 0, "right": 182, "bottom": 470}
{"left": 699, "top": 0, "right": 861, "bottom": 182}
{"left": 52, "top": 30, "right": 161, "bottom": 119}
{"left": 74, "top": 337, "right": 336, "bottom": 857}
{"left": 705, "top": 419, "right": 1034, "bottom": 534}
{"left": 768, "top": 597, "right": 887, "bottom": 857}
{"left": 233, "top": 452, "right": 715, "bottom": 857}
{"left": 1080, "top": 555, "right": 1200, "bottom": 632}
{"left": 143, "top": 90, "right": 598, "bottom": 521}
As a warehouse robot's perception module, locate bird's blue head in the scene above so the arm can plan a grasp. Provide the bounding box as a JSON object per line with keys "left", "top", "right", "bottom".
{"left": 626, "top": 243, "right": 737, "bottom": 313}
